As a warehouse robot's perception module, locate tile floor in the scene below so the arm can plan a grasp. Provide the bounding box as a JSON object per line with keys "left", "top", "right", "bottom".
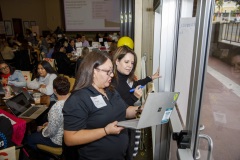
{"left": 135, "top": 56, "right": 240, "bottom": 160}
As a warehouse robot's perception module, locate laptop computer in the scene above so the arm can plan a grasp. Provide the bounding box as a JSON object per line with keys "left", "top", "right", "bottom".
{"left": 10, "top": 85, "right": 22, "bottom": 94}
{"left": 5, "top": 92, "right": 47, "bottom": 119}
{"left": 117, "top": 92, "right": 180, "bottom": 129}
{"left": 10, "top": 86, "right": 35, "bottom": 104}
{"left": 0, "top": 83, "right": 5, "bottom": 95}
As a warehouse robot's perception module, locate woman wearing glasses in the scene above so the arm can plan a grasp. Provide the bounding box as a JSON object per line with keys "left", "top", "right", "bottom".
{"left": 0, "top": 61, "right": 26, "bottom": 87}
{"left": 63, "top": 51, "right": 140, "bottom": 160}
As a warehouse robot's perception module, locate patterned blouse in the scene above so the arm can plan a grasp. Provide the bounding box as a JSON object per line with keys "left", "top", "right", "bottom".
{"left": 42, "top": 100, "right": 65, "bottom": 145}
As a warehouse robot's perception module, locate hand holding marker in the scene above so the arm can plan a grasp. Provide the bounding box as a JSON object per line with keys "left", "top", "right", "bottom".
{"left": 129, "top": 85, "right": 145, "bottom": 93}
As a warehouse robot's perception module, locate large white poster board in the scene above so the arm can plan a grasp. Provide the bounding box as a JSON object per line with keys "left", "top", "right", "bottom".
{"left": 174, "top": 18, "right": 196, "bottom": 126}
{"left": 64, "top": 0, "right": 120, "bottom": 31}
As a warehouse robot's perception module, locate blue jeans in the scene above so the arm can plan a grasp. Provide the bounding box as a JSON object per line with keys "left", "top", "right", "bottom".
{"left": 27, "top": 132, "right": 61, "bottom": 151}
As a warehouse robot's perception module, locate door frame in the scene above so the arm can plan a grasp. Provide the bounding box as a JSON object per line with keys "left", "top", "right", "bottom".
{"left": 12, "top": 18, "right": 23, "bottom": 37}
{"left": 151, "top": 0, "right": 215, "bottom": 159}
{"left": 186, "top": 0, "right": 215, "bottom": 157}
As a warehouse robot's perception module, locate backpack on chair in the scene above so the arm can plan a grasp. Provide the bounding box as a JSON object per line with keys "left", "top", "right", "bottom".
{"left": 0, "top": 116, "right": 14, "bottom": 150}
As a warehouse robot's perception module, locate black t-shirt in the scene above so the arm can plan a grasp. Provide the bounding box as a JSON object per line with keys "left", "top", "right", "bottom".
{"left": 63, "top": 86, "right": 129, "bottom": 160}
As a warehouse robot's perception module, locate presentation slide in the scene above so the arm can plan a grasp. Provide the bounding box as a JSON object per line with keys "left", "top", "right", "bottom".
{"left": 64, "top": 0, "right": 120, "bottom": 31}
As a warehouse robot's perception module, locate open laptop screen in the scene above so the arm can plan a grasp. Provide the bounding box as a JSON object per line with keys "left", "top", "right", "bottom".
{"left": 0, "top": 83, "right": 5, "bottom": 94}
{"left": 6, "top": 93, "right": 31, "bottom": 116}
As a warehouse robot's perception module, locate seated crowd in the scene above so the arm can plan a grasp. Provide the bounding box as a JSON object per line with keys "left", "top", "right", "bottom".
{"left": 0, "top": 30, "right": 161, "bottom": 160}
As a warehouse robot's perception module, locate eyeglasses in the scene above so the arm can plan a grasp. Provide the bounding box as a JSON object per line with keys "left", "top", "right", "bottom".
{"left": 0, "top": 66, "right": 9, "bottom": 71}
{"left": 96, "top": 68, "right": 113, "bottom": 76}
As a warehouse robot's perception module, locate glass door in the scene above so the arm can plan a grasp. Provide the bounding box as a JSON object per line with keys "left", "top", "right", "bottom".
{"left": 170, "top": 0, "right": 216, "bottom": 159}
{"left": 152, "top": 0, "right": 239, "bottom": 159}
{"left": 197, "top": 0, "right": 240, "bottom": 159}
{"left": 182, "top": 0, "right": 216, "bottom": 159}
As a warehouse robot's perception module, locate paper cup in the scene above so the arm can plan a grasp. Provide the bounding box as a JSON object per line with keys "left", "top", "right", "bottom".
{"left": 33, "top": 93, "right": 41, "bottom": 104}
{"left": 3, "top": 86, "right": 12, "bottom": 98}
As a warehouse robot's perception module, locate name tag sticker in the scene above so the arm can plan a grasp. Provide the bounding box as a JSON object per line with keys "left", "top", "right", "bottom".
{"left": 90, "top": 95, "right": 107, "bottom": 108}
{"left": 161, "top": 108, "right": 173, "bottom": 124}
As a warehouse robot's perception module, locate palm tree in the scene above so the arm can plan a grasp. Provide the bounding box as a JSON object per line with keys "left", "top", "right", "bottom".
{"left": 216, "top": 0, "right": 224, "bottom": 16}
{"left": 233, "top": 0, "right": 240, "bottom": 5}
{"left": 234, "top": 0, "right": 240, "bottom": 11}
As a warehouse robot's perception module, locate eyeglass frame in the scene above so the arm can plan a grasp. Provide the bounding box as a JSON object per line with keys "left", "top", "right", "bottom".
{"left": 95, "top": 68, "right": 113, "bottom": 76}
{"left": 0, "top": 65, "right": 9, "bottom": 71}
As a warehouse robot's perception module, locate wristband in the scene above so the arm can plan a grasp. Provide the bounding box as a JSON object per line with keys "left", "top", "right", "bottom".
{"left": 104, "top": 127, "right": 108, "bottom": 135}
{"left": 136, "top": 106, "right": 142, "bottom": 118}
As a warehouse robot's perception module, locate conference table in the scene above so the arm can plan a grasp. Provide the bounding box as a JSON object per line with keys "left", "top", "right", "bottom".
{"left": 0, "top": 92, "right": 50, "bottom": 146}
{"left": 0, "top": 109, "right": 26, "bottom": 146}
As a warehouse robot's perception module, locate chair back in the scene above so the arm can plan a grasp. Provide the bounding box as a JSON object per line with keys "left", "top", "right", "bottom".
{"left": 43, "top": 58, "right": 58, "bottom": 71}
{"left": 64, "top": 75, "right": 75, "bottom": 91}
{"left": 37, "top": 144, "right": 62, "bottom": 160}
{"left": 0, "top": 146, "right": 16, "bottom": 160}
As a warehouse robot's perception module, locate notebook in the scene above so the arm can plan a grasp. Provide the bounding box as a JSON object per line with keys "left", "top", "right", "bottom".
{"left": 117, "top": 92, "right": 180, "bottom": 129}
{"left": 5, "top": 92, "right": 47, "bottom": 119}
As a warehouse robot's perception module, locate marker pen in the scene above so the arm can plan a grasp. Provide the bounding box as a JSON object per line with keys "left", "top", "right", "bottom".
{"left": 129, "top": 85, "right": 144, "bottom": 93}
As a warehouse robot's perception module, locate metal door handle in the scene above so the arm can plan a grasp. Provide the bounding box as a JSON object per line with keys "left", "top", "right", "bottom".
{"left": 198, "top": 134, "right": 213, "bottom": 160}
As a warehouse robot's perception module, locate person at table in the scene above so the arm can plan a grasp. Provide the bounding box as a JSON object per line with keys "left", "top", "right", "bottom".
{"left": 75, "top": 34, "right": 81, "bottom": 43}
{"left": 46, "top": 43, "right": 54, "bottom": 58}
{"left": 25, "top": 28, "right": 37, "bottom": 46}
{"left": 95, "top": 33, "right": 102, "bottom": 42}
{"left": 27, "top": 60, "right": 57, "bottom": 100}
{"left": 1, "top": 41, "right": 15, "bottom": 62}
{"left": 81, "top": 35, "right": 90, "bottom": 47}
{"left": 112, "top": 45, "right": 160, "bottom": 159}
{"left": 75, "top": 47, "right": 89, "bottom": 74}
{"left": 27, "top": 76, "right": 70, "bottom": 155}
{"left": 0, "top": 61, "right": 26, "bottom": 87}
{"left": 28, "top": 60, "right": 58, "bottom": 126}
{"left": 63, "top": 51, "right": 142, "bottom": 160}
{"left": 54, "top": 26, "right": 63, "bottom": 35}
{"left": 38, "top": 36, "right": 49, "bottom": 58}
{"left": 52, "top": 41, "right": 75, "bottom": 77}
{"left": 66, "top": 38, "right": 76, "bottom": 54}
{"left": 15, "top": 39, "right": 34, "bottom": 71}
{"left": 108, "top": 41, "right": 117, "bottom": 60}
{"left": 103, "top": 33, "right": 111, "bottom": 42}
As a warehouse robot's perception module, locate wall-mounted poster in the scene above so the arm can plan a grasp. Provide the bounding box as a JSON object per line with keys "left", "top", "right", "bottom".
{"left": 23, "top": 21, "right": 30, "bottom": 32}
{"left": 30, "top": 21, "right": 36, "bottom": 27}
{"left": 4, "top": 21, "right": 13, "bottom": 36}
{"left": 0, "top": 21, "right": 5, "bottom": 34}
